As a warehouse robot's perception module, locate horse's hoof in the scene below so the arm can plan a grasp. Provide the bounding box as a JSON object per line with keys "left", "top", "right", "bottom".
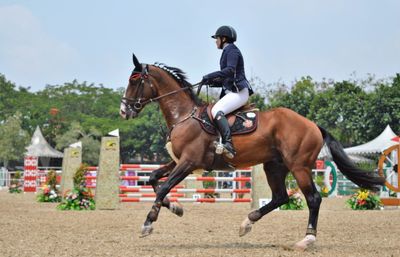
{"left": 169, "top": 202, "right": 184, "bottom": 217}
{"left": 239, "top": 217, "right": 254, "bottom": 237}
{"left": 293, "top": 235, "right": 316, "bottom": 251}
{"left": 140, "top": 224, "right": 153, "bottom": 238}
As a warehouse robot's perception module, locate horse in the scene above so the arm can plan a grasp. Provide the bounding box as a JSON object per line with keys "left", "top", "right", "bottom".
{"left": 120, "top": 53, "right": 385, "bottom": 250}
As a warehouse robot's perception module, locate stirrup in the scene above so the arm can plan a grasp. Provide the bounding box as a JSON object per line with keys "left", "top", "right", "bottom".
{"left": 223, "top": 144, "right": 236, "bottom": 159}
{"left": 214, "top": 141, "right": 224, "bottom": 155}
{"left": 214, "top": 141, "right": 235, "bottom": 159}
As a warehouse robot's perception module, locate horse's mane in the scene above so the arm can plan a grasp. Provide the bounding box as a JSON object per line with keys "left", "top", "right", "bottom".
{"left": 153, "top": 62, "right": 203, "bottom": 105}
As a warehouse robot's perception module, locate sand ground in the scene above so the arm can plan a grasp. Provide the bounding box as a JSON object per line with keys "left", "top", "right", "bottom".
{"left": 0, "top": 190, "right": 399, "bottom": 257}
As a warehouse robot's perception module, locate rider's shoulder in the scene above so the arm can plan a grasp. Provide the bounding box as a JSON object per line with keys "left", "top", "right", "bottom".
{"left": 224, "top": 44, "right": 241, "bottom": 55}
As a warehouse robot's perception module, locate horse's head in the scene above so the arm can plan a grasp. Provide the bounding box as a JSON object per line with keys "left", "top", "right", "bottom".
{"left": 120, "top": 54, "right": 157, "bottom": 119}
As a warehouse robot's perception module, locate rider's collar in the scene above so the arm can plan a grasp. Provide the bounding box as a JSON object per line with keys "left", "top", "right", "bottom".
{"left": 223, "top": 43, "right": 231, "bottom": 49}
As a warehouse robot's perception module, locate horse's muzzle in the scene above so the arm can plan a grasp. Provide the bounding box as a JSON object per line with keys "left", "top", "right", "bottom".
{"left": 120, "top": 109, "right": 138, "bottom": 120}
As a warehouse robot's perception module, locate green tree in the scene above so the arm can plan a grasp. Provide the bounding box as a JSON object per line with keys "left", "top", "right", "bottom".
{"left": 267, "top": 76, "right": 316, "bottom": 117}
{"left": 366, "top": 73, "right": 400, "bottom": 137}
{"left": 55, "top": 122, "right": 101, "bottom": 165}
{"left": 120, "top": 104, "right": 169, "bottom": 163}
{"left": 249, "top": 93, "right": 267, "bottom": 111}
{"left": 0, "top": 74, "right": 35, "bottom": 125}
{"left": 0, "top": 112, "right": 30, "bottom": 167}
{"left": 309, "top": 80, "right": 370, "bottom": 145}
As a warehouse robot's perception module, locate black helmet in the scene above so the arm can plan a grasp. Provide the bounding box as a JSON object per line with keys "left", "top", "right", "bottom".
{"left": 211, "top": 25, "right": 237, "bottom": 42}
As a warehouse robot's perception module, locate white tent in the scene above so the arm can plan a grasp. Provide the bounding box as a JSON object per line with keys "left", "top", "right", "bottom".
{"left": 25, "top": 126, "right": 63, "bottom": 158}
{"left": 344, "top": 125, "right": 398, "bottom": 155}
{"left": 318, "top": 124, "right": 398, "bottom": 161}
{"left": 25, "top": 126, "right": 63, "bottom": 167}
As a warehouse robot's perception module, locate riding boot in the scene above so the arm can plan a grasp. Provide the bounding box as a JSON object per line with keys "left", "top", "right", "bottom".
{"left": 213, "top": 111, "right": 236, "bottom": 158}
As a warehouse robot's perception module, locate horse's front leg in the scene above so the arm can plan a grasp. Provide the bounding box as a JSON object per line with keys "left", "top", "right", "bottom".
{"left": 148, "top": 161, "right": 183, "bottom": 217}
{"left": 141, "top": 160, "right": 193, "bottom": 237}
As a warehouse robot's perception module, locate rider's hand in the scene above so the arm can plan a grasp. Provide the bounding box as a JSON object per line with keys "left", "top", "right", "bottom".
{"left": 200, "top": 76, "right": 210, "bottom": 85}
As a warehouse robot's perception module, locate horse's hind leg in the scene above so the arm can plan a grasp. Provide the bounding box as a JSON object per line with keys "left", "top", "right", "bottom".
{"left": 291, "top": 167, "right": 322, "bottom": 251}
{"left": 239, "top": 161, "right": 289, "bottom": 236}
{"left": 148, "top": 161, "right": 183, "bottom": 217}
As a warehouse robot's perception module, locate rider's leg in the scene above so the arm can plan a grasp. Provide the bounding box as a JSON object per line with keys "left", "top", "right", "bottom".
{"left": 211, "top": 88, "right": 249, "bottom": 158}
{"left": 213, "top": 111, "right": 236, "bottom": 158}
{"left": 211, "top": 88, "right": 249, "bottom": 117}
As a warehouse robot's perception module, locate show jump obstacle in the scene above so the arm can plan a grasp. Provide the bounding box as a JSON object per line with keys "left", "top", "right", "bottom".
{"left": 94, "top": 136, "right": 120, "bottom": 209}
{"left": 59, "top": 134, "right": 343, "bottom": 209}
{"left": 60, "top": 147, "right": 81, "bottom": 196}
{"left": 59, "top": 134, "right": 272, "bottom": 210}
{"left": 378, "top": 136, "right": 400, "bottom": 206}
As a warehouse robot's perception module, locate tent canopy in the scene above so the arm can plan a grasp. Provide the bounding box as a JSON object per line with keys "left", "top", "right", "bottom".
{"left": 319, "top": 125, "right": 398, "bottom": 160}
{"left": 344, "top": 125, "right": 398, "bottom": 155}
{"left": 25, "top": 126, "right": 63, "bottom": 158}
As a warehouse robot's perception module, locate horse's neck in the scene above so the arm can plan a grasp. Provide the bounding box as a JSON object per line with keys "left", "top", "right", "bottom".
{"left": 157, "top": 85, "right": 196, "bottom": 129}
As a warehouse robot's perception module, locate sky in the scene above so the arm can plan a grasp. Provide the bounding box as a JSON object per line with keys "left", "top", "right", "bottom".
{"left": 0, "top": 0, "right": 399, "bottom": 92}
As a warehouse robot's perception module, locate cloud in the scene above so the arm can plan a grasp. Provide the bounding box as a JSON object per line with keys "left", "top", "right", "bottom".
{"left": 0, "top": 4, "right": 80, "bottom": 89}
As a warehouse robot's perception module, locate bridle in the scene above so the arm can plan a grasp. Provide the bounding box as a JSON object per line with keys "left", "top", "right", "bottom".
{"left": 121, "top": 64, "right": 201, "bottom": 118}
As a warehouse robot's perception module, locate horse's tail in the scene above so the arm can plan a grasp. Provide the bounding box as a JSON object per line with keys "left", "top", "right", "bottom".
{"left": 318, "top": 126, "right": 385, "bottom": 191}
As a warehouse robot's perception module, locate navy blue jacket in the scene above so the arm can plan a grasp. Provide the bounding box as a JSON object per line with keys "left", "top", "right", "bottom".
{"left": 204, "top": 43, "right": 253, "bottom": 97}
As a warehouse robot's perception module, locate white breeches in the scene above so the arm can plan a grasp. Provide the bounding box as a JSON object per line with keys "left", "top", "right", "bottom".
{"left": 211, "top": 88, "right": 249, "bottom": 118}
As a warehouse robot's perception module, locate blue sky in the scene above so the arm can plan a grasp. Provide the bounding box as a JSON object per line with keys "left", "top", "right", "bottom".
{"left": 0, "top": 0, "right": 399, "bottom": 92}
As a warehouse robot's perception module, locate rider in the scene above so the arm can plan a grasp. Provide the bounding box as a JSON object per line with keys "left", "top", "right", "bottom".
{"left": 201, "top": 25, "right": 253, "bottom": 158}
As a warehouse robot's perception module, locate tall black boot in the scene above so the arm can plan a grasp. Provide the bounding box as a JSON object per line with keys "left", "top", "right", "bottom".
{"left": 213, "top": 111, "right": 236, "bottom": 158}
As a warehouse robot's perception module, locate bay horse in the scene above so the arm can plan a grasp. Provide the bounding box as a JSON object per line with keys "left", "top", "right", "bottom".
{"left": 120, "top": 53, "right": 384, "bottom": 250}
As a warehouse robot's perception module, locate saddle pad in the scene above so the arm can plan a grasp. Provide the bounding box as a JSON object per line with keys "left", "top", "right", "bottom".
{"left": 198, "top": 106, "right": 258, "bottom": 135}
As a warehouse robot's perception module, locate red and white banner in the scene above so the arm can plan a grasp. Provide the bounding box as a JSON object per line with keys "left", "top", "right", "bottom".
{"left": 24, "top": 156, "right": 38, "bottom": 192}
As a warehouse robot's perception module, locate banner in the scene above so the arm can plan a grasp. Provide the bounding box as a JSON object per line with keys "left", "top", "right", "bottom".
{"left": 24, "top": 156, "right": 38, "bottom": 192}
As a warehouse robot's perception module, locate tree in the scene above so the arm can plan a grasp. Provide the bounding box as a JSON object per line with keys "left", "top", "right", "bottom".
{"left": 366, "top": 73, "right": 400, "bottom": 137}
{"left": 309, "top": 80, "right": 370, "bottom": 145}
{"left": 249, "top": 93, "right": 267, "bottom": 111}
{"left": 120, "top": 104, "right": 169, "bottom": 163}
{"left": 267, "top": 76, "right": 316, "bottom": 117}
{"left": 55, "top": 122, "right": 101, "bottom": 165}
{"left": 0, "top": 74, "right": 34, "bottom": 124}
{"left": 0, "top": 112, "right": 30, "bottom": 168}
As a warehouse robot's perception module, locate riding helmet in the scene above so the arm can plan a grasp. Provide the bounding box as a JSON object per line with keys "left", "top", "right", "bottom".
{"left": 211, "top": 26, "right": 237, "bottom": 42}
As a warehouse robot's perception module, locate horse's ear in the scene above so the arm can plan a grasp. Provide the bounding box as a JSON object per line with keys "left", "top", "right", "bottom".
{"left": 132, "top": 53, "right": 141, "bottom": 71}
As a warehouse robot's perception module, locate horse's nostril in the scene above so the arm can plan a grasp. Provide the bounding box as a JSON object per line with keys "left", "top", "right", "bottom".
{"left": 120, "top": 110, "right": 127, "bottom": 118}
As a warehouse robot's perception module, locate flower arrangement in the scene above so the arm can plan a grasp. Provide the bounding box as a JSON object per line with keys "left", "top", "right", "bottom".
{"left": 37, "top": 170, "right": 61, "bottom": 202}
{"left": 280, "top": 188, "right": 305, "bottom": 210}
{"left": 57, "top": 165, "right": 95, "bottom": 210}
{"left": 346, "top": 189, "right": 382, "bottom": 210}
{"left": 315, "top": 175, "right": 329, "bottom": 197}
{"left": 9, "top": 171, "right": 23, "bottom": 194}
{"left": 320, "top": 186, "right": 329, "bottom": 197}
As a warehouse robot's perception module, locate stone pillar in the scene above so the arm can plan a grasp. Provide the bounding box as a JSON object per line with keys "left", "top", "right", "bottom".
{"left": 60, "top": 147, "right": 82, "bottom": 196}
{"left": 95, "top": 136, "right": 120, "bottom": 210}
{"left": 251, "top": 164, "right": 272, "bottom": 209}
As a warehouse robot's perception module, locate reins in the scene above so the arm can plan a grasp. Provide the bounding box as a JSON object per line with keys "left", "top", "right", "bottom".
{"left": 122, "top": 72, "right": 202, "bottom": 107}
{"left": 142, "top": 81, "right": 202, "bottom": 104}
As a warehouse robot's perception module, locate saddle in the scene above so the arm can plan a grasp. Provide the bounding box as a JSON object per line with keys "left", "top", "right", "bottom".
{"left": 197, "top": 103, "right": 259, "bottom": 135}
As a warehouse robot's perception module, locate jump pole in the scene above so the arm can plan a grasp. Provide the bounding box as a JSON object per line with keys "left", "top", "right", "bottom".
{"left": 95, "top": 135, "right": 120, "bottom": 210}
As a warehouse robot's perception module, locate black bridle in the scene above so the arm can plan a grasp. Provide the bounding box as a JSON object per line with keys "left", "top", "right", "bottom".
{"left": 121, "top": 65, "right": 201, "bottom": 119}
